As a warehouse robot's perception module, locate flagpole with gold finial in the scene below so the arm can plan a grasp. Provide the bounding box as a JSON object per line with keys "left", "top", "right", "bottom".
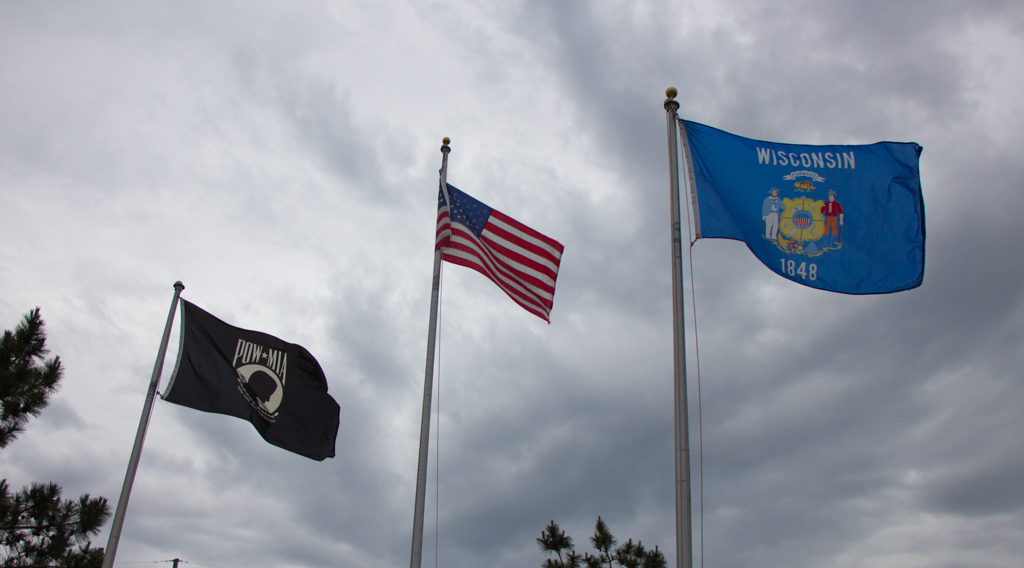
{"left": 665, "top": 88, "right": 693, "bottom": 568}
{"left": 410, "top": 138, "right": 450, "bottom": 568}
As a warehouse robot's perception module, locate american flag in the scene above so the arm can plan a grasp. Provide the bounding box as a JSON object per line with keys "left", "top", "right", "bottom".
{"left": 435, "top": 183, "right": 564, "bottom": 322}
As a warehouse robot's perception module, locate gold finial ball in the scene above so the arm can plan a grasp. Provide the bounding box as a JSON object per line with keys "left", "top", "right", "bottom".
{"left": 442, "top": 137, "right": 450, "bottom": 145}
{"left": 666, "top": 87, "right": 677, "bottom": 99}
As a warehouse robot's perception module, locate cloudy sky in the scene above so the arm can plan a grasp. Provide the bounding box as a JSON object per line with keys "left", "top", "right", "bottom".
{"left": 2, "top": 1, "right": 1023, "bottom": 567}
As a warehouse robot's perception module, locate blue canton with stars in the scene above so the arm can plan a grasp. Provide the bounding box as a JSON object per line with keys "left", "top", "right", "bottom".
{"left": 438, "top": 183, "right": 493, "bottom": 237}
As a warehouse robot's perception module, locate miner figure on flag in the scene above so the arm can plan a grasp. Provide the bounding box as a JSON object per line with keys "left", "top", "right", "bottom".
{"left": 821, "top": 189, "right": 844, "bottom": 248}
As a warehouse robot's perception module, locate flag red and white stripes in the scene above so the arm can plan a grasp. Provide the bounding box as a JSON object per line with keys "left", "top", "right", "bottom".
{"left": 435, "top": 183, "right": 564, "bottom": 322}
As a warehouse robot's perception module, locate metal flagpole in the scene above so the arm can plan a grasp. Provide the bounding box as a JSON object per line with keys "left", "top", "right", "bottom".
{"left": 410, "top": 138, "right": 451, "bottom": 568}
{"left": 664, "top": 88, "right": 693, "bottom": 568}
{"left": 102, "top": 281, "right": 185, "bottom": 568}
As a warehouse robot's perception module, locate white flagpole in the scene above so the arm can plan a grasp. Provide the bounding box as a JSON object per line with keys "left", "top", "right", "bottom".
{"left": 102, "top": 281, "right": 185, "bottom": 568}
{"left": 410, "top": 138, "right": 451, "bottom": 568}
{"left": 664, "top": 88, "right": 693, "bottom": 568}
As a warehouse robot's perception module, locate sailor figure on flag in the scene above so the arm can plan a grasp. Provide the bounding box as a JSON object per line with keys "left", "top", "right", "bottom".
{"left": 762, "top": 187, "right": 783, "bottom": 241}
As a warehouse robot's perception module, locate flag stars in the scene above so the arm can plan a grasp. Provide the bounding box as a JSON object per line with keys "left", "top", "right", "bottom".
{"left": 446, "top": 185, "right": 493, "bottom": 237}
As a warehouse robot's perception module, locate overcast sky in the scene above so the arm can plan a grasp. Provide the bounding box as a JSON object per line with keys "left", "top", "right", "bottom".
{"left": 2, "top": 2, "right": 1023, "bottom": 568}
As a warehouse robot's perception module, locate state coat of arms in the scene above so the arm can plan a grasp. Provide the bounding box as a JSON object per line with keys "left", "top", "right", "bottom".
{"left": 761, "top": 172, "right": 844, "bottom": 257}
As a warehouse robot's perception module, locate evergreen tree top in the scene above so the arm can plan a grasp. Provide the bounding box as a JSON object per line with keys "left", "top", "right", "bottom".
{"left": 0, "top": 309, "right": 110, "bottom": 568}
{"left": 0, "top": 308, "right": 63, "bottom": 449}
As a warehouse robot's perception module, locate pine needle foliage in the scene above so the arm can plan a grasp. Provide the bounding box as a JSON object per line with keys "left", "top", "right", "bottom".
{"left": 0, "top": 480, "right": 109, "bottom": 568}
{"left": 588, "top": 516, "right": 615, "bottom": 568}
{"left": 538, "top": 518, "right": 666, "bottom": 568}
{"left": 0, "top": 310, "right": 111, "bottom": 568}
{"left": 538, "top": 520, "right": 576, "bottom": 567}
{"left": 0, "top": 308, "right": 63, "bottom": 449}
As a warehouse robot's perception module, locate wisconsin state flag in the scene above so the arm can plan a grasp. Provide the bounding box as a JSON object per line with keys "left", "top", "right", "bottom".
{"left": 681, "top": 119, "right": 924, "bottom": 294}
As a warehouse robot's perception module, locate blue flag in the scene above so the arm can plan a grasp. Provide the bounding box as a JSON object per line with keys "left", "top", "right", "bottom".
{"left": 681, "top": 120, "right": 925, "bottom": 294}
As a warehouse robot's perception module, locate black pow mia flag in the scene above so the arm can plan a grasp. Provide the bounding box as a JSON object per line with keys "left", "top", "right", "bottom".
{"left": 162, "top": 300, "right": 340, "bottom": 461}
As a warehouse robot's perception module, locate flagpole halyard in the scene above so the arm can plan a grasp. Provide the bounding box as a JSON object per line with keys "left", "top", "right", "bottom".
{"left": 410, "top": 138, "right": 450, "bottom": 568}
{"left": 102, "top": 281, "right": 185, "bottom": 568}
{"left": 665, "top": 88, "right": 693, "bottom": 568}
